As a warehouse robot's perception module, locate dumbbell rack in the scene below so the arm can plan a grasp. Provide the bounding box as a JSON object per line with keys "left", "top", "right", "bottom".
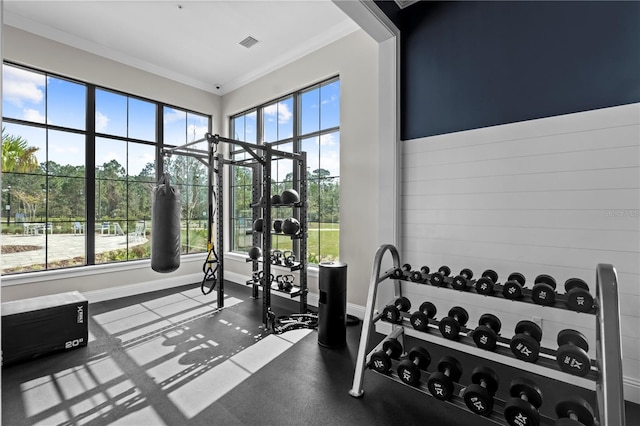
{"left": 349, "top": 244, "right": 625, "bottom": 426}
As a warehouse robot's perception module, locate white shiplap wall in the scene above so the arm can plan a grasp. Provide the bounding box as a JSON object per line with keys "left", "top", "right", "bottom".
{"left": 399, "top": 103, "right": 640, "bottom": 402}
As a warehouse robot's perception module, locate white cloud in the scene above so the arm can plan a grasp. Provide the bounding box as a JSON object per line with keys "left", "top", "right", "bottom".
{"left": 2, "top": 65, "right": 45, "bottom": 107}
{"left": 95, "top": 111, "right": 110, "bottom": 132}
{"left": 187, "top": 124, "right": 209, "bottom": 141}
{"left": 320, "top": 133, "right": 337, "bottom": 146}
{"left": 321, "top": 94, "right": 338, "bottom": 105}
{"left": 22, "top": 108, "right": 46, "bottom": 123}
{"left": 164, "top": 108, "right": 185, "bottom": 124}
{"left": 264, "top": 102, "right": 293, "bottom": 124}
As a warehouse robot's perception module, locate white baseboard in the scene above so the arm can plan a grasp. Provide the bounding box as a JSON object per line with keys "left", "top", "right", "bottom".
{"left": 224, "top": 271, "right": 366, "bottom": 320}
{"left": 82, "top": 273, "right": 202, "bottom": 303}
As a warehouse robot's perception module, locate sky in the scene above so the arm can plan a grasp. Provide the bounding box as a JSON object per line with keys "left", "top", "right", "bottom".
{"left": 3, "top": 63, "right": 338, "bottom": 178}
{"left": 2, "top": 64, "right": 208, "bottom": 177}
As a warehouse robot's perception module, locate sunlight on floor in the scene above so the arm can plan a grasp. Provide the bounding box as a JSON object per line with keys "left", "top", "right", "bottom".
{"left": 18, "top": 288, "right": 312, "bottom": 424}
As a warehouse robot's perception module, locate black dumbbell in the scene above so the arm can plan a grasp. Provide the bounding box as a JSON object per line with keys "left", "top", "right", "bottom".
{"left": 282, "top": 250, "right": 296, "bottom": 266}
{"left": 397, "top": 346, "right": 431, "bottom": 386}
{"left": 510, "top": 320, "right": 543, "bottom": 363}
{"left": 556, "top": 329, "right": 591, "bottom": 377}
{"left": 451, "top": 268, "right": 474, "bottom": 291}
{"left": 391, "top": 263, "right": 412, "bottom": 280}
{"left": 410, "top": 301, "right": 437, "bottom": 332}
{"left": 463, "top": 366, "right": 499, "bottom": 417}
{"left": 368, "top": 338, "right": 403, "bottom": 374}
{"left": 430, "top": 265, "right": 451, "bottom": 287}
{"left": 382, "top": 297, "right": 411, "bottom": 323}
{"left": 427, "top": 356, "right": 463, "bottom": 401}
{"left": 409, "top": 265, "right": 430, "bottom": 283}
{"left": 504, "top": 377, "right": 543, "bottom": 426}
{"left": 502, "top": 272, "right": 527, "bottom": 300}
{"left": 475, "top": 269, "right": 499, "bottom": 295}
{"left": 472, "top": 313, "right": 502, "bottom": 351}
{"left": 531, "top": 274, "right": 557, "bottom": 306}
{"left": 438, "top": 306, "right": 469, "bottom": 340}
{"left": 554, "top": 397, "right": 595, "bottom": 426}
{"left": 564, "top": 278, "right": 594, "bottom": 313}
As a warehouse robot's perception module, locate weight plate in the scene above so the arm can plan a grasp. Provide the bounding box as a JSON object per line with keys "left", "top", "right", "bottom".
{"left": 557, "top": 347, "right": 591, "bottom": 377}
{"left": 369, "top": 351, "right": 392, "bottom": 373}
{"left": 410, "top": 312, "right": 430, "bottom": 332}
{"left": 391, "top": 268, "right": 404, "bottom": 279}
{"left": 427, "top": 371, "right": 454, "bottom": 401}
{"left": 409, "top": 270, "right": 423, "bottom": 282}
{"left": 534, "top": 274, "right": 557, "bottom": 289}
{"left": 460, "top": 268, "right": 474, "bottom": 280}
{"left": 482, "top": 269, "right": 499, "bottom": 283}
{"left": 503, "top": 280, "right": 523, "bottom": 299}
{"left": 438, "top": 356, "right": 463, "bottom": 382}
{"left": 475, "top": 277, "right": 495, "bottom": 295}
{"left": 382, "top": 306, "right": 400, "bottom": 323}
{"left": 557, "top": 329, "right": 589, "bottom": 352}
{"left": 395, "top": 296, "right": 412, "bottom": 312}
{"left": 555, "top": 398, "right": 595, "bottom": 426}
{"left": 564, "top": 278, "right": 589, "bottom": 292}
{"left": 451, "top": 275, "right": 469, "bottom": 291}
{"left": 448, "top": 306, "right": 469, "bottom": 327}
{"left": 397, "top": 359, "right": 421, "bottom": 386}
{"left": 470, "top": 366, "right": 499, "bottom": 394}
{"left": 463, "top": 384, "right": 494, "bottom": 416}
{"left": 531, "top": 283, "right": 556, "bottom": 306}
{"left": 479, "top": 313, "right": 502, "bottom": 333}
{"left": 510, "top": 334, "right": 541, "bottom": 362}
{"left": 504, "top": 398, "right": 540, "bottom": 426}
{"left": 420, "top": 265, "right": 431, "bottom": 274}
{"left": 515, "top": 320, "right": 543, "bottom": 343}
{"left": 383, "top": 338, "right": 403, "bottom": 359}
{"left": 408, "top": 346, "right": 431, "bottom": 370}
{"left": 430, "top": 272, "right": 446, "bottom": 287}
{"left": 438, "top": 265, "right": 451, "bottom": 276}
{"left": 509, "top": 378, "right": 543, "bottom": 408}
{"left": 473, "top": 325, "right": 498, "bottom": 351}
{"left": 419, "top": 301, "right": 437, "bottom": 318}
{"left": 439, "top": 317, "right": 461, "bottom": 340}
{"left": 508, "top": 272, "right": 526, "bottom": 286}
{"left": 565, "top": 289, "right": 594, "bottom": 313}
{"left": 402, "top": 263, "right": 412, "bottom": 272}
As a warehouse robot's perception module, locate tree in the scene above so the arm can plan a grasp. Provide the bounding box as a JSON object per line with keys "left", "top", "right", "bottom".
{"left": 2, "top": 128, "right": 40, "bottom": 173}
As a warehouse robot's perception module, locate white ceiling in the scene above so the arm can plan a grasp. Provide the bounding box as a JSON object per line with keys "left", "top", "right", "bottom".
{"left": 3, "top": 0, "right": 360, "bottom": 95}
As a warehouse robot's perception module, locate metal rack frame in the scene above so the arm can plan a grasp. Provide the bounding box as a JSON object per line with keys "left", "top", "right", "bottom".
{"left": 162, "top": 133, "right": 308, "bottom": 326}
{"left": 349, "top": 244, "right": 626, "bottom": 426}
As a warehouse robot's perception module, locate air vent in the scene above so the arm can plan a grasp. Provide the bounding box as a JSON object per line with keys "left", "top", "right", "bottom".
{"left": 239, "top": 36, "right": 259, "bottom": 48}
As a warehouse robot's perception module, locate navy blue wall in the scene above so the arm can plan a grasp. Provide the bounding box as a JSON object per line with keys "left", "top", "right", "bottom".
{"left": 396, "top": 1, "right": 640, "bottom": 140}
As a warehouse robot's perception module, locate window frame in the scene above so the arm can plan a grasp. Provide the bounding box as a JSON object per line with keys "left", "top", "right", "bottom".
{"left": 1, "top": 61, "right": 212, "bottom": 276}
{"left": 229, "top": 76, "right": 340, "bottom": 263}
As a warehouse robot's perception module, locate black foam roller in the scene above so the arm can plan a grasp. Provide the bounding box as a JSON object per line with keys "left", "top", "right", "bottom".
{"left": 151, "top": 174, "right": 181, "bottom": 273}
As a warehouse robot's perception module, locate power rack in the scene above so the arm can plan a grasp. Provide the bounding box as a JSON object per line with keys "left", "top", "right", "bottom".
{"left": 162, "top": 133, "right": 308, "bottom": 327}
{"left": 349, "top": 244, "right": 625, "bottom": 426}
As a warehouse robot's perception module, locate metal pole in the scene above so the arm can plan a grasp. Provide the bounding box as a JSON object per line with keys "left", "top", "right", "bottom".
{"left": 595, "top": 263, "right": 626, "bottom": 426}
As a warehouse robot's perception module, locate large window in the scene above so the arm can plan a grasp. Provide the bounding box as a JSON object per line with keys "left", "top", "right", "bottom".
{"left": 1, "top": 63, "right": 211, "bottom": 275}
{"left": 230, "top": 77, "right": 340, "bottom": 263}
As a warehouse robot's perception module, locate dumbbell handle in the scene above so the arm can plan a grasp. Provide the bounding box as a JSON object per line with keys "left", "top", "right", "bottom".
{"left": 517, "top": 391, "right": 529, "bottom": 402}
{"left": 443, "top": 367, "right": 452, "bottom": 377}
{"left": 384, "top": 347, "right": 394, "bottom": 357}
{"left": 568, "top": 411, "right": 578, "bottom": 421}
{"left": 452, "top": 314, "right": 463, "bottom": 323}
{"left": 479, "top": 379, "right": 490, "bottom": 389}
{"left": 460, "top": 271, "right": 472, "bottom": 279}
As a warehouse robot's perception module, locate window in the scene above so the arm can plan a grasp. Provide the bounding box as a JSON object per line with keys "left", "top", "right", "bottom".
{"left": 1, "top": 63, "right": 211, "bottom": 275}
{"left": 230, "top": 77, "right": 340, "bottom": 263}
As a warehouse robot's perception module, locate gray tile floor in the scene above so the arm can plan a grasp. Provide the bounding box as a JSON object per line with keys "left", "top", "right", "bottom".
{"left": 2, "top": 282, "right": 638, "bottom": 425}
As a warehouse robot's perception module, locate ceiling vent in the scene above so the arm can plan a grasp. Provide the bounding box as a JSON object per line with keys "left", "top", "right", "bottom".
{"left": 239, "top": 36, "right": 259, "bottom": 49}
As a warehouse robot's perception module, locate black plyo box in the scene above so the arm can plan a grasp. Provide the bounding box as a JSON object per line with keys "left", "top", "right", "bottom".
{"left": 2, "top": 291, "right": 88, "bottom": 365}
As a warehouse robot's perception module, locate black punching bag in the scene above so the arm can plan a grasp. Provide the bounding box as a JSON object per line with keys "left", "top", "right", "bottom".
{"left": 151, "top": 174, "right": 181, "bottom": 273}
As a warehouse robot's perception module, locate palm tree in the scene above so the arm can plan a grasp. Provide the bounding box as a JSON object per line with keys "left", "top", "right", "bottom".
{"left": 2, "top": 128, "right": 40, "bottom": 173}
